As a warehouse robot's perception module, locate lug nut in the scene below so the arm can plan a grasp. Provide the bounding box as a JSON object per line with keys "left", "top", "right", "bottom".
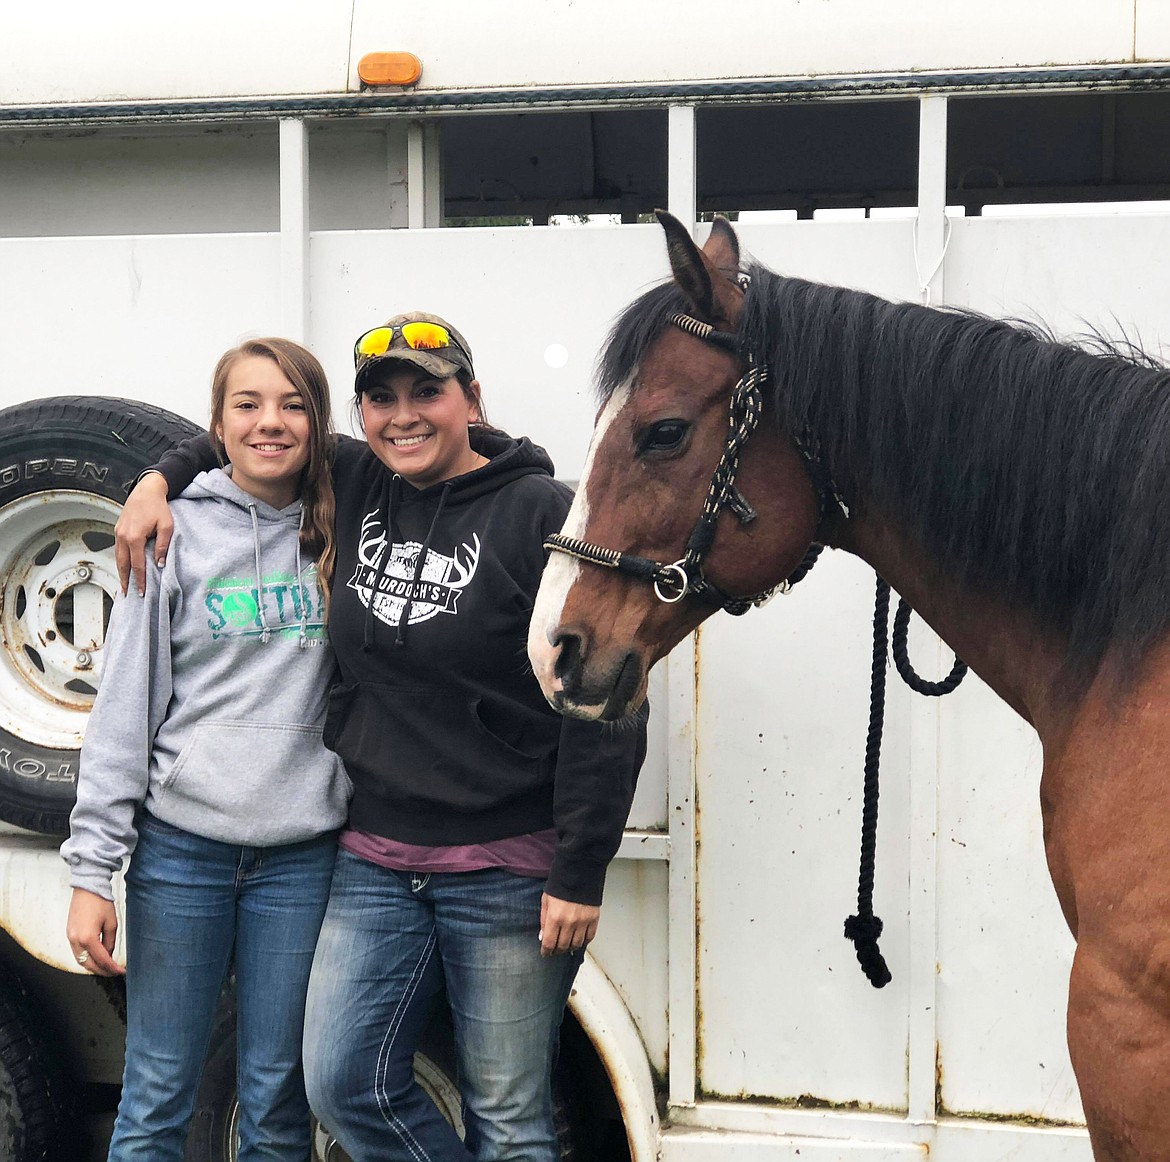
{"left": 76, "top": 651, "right": 92, "bottom": 669}
{"left": 77, "top": 566, "right": 92, "bottom": 581}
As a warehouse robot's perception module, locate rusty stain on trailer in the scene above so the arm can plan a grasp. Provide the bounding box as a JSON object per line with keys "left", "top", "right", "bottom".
{"left": 935, "top": 1044, "right": 1083, "bottom": 1127}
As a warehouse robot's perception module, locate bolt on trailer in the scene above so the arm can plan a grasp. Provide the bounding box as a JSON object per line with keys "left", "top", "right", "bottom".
{"left": 3, "top": 1, "right": 1170, "bottom": 1157}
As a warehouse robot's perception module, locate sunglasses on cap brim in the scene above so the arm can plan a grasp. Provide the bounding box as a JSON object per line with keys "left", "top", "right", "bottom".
{"left": 353, "top": 322, "right": 470, "bottom": 371}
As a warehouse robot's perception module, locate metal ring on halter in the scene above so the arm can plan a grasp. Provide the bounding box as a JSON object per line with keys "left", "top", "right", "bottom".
{"left": 653, "top": 562, "right": 690, "bottom": 604}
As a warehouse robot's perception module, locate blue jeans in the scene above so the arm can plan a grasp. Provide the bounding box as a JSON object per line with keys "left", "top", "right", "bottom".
{"left": 303, "top": 853, "right": 583, "bottom": 1162}
{"left": 108, "top": 813, "right": 337, "bottom": 1162}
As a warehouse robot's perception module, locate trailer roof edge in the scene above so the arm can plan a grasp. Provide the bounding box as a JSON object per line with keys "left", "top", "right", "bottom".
{"left": 5, "top": 63, "right": 1170, "bottom": 127}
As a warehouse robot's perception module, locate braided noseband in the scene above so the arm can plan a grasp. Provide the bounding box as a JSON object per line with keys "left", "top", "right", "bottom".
{"left": 546, "top": 312, "right": 830, "bottom": 616}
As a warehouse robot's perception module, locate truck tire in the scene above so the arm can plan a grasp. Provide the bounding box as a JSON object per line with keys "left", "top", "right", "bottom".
{"left": 0, "top": 396, "right": 203, "bottom": 835}
{"left": 0, "top": 963, "right": 78, "bottom": 1161}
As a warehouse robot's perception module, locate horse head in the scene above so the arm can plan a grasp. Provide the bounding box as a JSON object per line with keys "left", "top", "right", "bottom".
{"left": 528, "top": 212, "right": 823, "bottom": 721}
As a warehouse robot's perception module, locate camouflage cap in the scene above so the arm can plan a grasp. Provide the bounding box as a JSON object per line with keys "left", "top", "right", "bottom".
{"left": 353, "top": 311, "right": 475, "bottom": 393}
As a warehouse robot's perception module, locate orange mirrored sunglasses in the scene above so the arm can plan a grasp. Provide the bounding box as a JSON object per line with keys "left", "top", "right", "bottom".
{"left": 353, "top": 322, "right": 468, "bottom": 369}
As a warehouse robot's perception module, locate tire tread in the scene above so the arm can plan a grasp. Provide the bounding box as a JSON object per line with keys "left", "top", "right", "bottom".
{"left": 0, "top": 396, "right": 204, "bottom": 836}
{"left": 0, "top": 962, "right": 78, "bottom": 1161}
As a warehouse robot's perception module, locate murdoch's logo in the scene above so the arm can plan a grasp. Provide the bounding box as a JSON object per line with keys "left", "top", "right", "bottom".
{"left": 348, "top": 509, "right": 481, "bottom": 628}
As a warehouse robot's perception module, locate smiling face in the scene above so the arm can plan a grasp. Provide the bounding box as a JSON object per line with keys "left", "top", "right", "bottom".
{"left": 214, "top": 354, "right": 312, "bottom": 509}
{"left": 359, "top": 364, "right": 483, "bottom": 489}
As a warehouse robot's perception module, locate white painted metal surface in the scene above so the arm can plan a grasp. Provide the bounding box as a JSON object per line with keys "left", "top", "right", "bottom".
{"left": 0, "top": 234, "right": 282, "bottom": 424}
{"left": 280, "top": 119, "right": 310, "bottom": 342}
{"left": 668, "top": 106, "right": 697, "bottom": 238}
{"left": 0, "top": 837, "right": 124, "bottom": 973}
{"left": 566, "top": 955, "right": 661, "bottom": 1162}
{"left": 4, "top": 1, "right": 1169, "bottom": 107}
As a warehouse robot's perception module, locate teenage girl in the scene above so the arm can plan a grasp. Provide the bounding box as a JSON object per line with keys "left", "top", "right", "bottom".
{"left": 64, "top": 338, "right": 350, "bottom": 1160}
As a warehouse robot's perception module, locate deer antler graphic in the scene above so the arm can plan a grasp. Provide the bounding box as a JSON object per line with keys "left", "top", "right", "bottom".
{"left": 445, "top": 535, "right": 482, "bottom": 589}
{"left": 357, "top": 509, "right": 388, "bottom": 568}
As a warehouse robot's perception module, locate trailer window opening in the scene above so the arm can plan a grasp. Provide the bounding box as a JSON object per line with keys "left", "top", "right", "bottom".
{"left": 947, "top": 91, "right": 1170, "bottom": 216}
{"left": 441, "top": 109, "right": 667, "bottom": 226}
{"left": 696, "top": 99, "right": 920, "bottom": 221}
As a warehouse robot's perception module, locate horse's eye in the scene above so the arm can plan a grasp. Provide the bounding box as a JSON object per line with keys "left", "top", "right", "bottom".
{"left": 639, "top": 419, "right": 690, "bottom": 455}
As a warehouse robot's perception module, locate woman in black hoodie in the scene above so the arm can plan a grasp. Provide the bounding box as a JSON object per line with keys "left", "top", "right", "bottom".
{"left": 118, "top": 312, "right": 646, "bottom": 1162}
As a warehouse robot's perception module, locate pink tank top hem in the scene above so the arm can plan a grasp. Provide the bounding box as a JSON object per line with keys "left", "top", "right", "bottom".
{"left": 340, "top": 827, "right": 556, "bottom": 880}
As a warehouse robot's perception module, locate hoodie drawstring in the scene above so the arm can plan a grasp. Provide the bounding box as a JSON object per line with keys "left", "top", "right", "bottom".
{"left": 362, "top": 474, "right": 397, "bottom": 653}
{"left": 395, "top": 483, "right": 451, "bottom": 649}
{"left": 295, "top": 508, "right": 309, "bottom": 648}
{"left": 248, "top": 502, "right": 273, "bottom": 644}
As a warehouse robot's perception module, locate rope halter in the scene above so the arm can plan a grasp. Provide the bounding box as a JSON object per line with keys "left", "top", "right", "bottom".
{"left": 545, "top": 312, "right": 824, "bottom": 616}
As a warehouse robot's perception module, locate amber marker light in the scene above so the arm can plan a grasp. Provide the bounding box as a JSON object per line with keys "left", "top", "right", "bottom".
{"left": 358, "top": 52, "right": 423, "bottom": 87}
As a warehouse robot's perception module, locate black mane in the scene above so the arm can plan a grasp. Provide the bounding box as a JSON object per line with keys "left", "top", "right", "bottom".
{"left": 599, "top": 266, "right": 1170, "bottom": 685}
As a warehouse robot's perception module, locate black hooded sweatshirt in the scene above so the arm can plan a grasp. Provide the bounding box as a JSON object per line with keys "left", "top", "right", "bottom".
{"left": 150, "top": 428, "right": 646, "bottom": 905}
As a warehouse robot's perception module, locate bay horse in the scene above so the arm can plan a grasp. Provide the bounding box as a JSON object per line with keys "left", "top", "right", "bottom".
{"left": 527, "top": 211, "right": 1170, "bottom": 1159}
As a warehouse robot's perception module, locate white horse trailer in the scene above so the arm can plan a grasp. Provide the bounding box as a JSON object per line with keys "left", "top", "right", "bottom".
{"left": 3, "top": 2, "right": 1170, "bottom": 1157}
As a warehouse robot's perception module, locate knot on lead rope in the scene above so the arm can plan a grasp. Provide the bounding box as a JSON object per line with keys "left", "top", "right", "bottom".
{"left": 843, "top": 913, "right": 883, "bottom": 942}
{"left": 843, "top": 913, "right": 892, "bottom": 988}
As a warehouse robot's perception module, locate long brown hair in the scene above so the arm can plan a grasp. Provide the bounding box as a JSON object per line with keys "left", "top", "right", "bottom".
{"left": 210, "top": 338, "right": 337, "bottom": 610}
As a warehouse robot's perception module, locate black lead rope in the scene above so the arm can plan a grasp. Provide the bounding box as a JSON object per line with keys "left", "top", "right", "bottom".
{"left": 844, "top": 577, "right": 968, "bottom": 989}
{"left": 845, "top": 577, "right": 894, "bottom": 988}
{"left": 892, "top": 599, "right": 969, "bottom": 695}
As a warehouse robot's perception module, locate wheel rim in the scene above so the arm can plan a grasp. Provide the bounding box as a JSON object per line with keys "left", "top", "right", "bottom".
{"left": 215, "top": 1048, "right": 466, "bottom": 1161}
{"left": 0, "top": 490, "right": 122, "bottom": 749}
{"left": 414, "top": 1050, "right": 465, "bottom": 1136}
{"left": 310, "top": 1050, "right": 465, "bottom": 1160}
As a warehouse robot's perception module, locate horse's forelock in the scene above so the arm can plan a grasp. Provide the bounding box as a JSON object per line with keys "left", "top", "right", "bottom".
{"left": 596, "top": 281, "right": 690, "bottom": 404}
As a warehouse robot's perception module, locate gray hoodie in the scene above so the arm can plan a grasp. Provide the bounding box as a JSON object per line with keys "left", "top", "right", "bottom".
{"left": 62, "top": 469, "right": 350, "bottom": 900}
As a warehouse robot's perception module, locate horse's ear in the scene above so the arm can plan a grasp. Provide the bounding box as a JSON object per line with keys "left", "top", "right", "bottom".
{"left": 655, "top": 209, "right": 715, "bottom": 318}
{"left": 655, "top": 210, "right": 742, "bottom": 327}
{"left": 704, "top": 216, "right": 740, "bottom": 282}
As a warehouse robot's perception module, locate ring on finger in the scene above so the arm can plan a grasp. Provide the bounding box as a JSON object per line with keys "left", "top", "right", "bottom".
{"left": 76, "top": 950, "right": 90, "bottom": 964}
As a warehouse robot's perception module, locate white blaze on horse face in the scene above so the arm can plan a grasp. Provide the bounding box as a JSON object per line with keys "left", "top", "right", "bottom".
{"left": 528, "top": 381, "right": 632, "bottom": 706}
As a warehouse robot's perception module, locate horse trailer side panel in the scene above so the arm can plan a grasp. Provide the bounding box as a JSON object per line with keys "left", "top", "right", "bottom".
{"left": 0, "top": 234, "right": 282, "bottom": 424}
{"left": 3, "top": 1, "right": 1149, "bottom": 108}
{"left": 0, "top": 128, "right": 280, "bottom": 239}
{"left": 927, "top": 209, "right": 1170, "bottom": 1123}
{"left": 947, "top": 213, "right": 1170, "bottom": 354}
{"left": 661, "top": 1120, "right": 1090, "bottom": 1159}
{"left": 587, "top": 859, "right": 669, "bottom": 1076}
{"left": 935, "top": 679, "right": 1081, "bottom": 1122}
{"left": 735, "top": 220, "right": 922, "bottom": 306}
{"left": 660, "top": 1129, "right": 927, "bottom": 1160}
{"left": 3, "top": 1, "right": 351, "bottom": 106}
{"left": 1137, "top": 2, "right": 1170, "bottom": 60}
{"left": 695, "top": 552, "right": 915, "bottom": 1110}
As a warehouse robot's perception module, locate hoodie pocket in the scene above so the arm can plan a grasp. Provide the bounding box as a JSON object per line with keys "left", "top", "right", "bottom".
{"left": 334, "top": 683, "right": 556, "bottom": 811}
{"left": 154, "top": 720, "right": 349, "bottom": 839}
{"left": 323, "top": 683, "right": 358, "bottom": 752}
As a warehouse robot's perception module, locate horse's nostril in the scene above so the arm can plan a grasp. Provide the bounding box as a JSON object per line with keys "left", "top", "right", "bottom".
{"left": 553, "top": 631, "right": 584, "bottom": 684}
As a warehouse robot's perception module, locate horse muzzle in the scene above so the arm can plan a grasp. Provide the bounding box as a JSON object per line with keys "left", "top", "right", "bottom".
{"left": 531, "top": 625, "right": 647, "bottom": 723}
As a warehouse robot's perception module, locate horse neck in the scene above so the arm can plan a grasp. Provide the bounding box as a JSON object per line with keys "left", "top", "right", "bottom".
{"left": 826, "top": 508, "right": 1070, "bottom": 735}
